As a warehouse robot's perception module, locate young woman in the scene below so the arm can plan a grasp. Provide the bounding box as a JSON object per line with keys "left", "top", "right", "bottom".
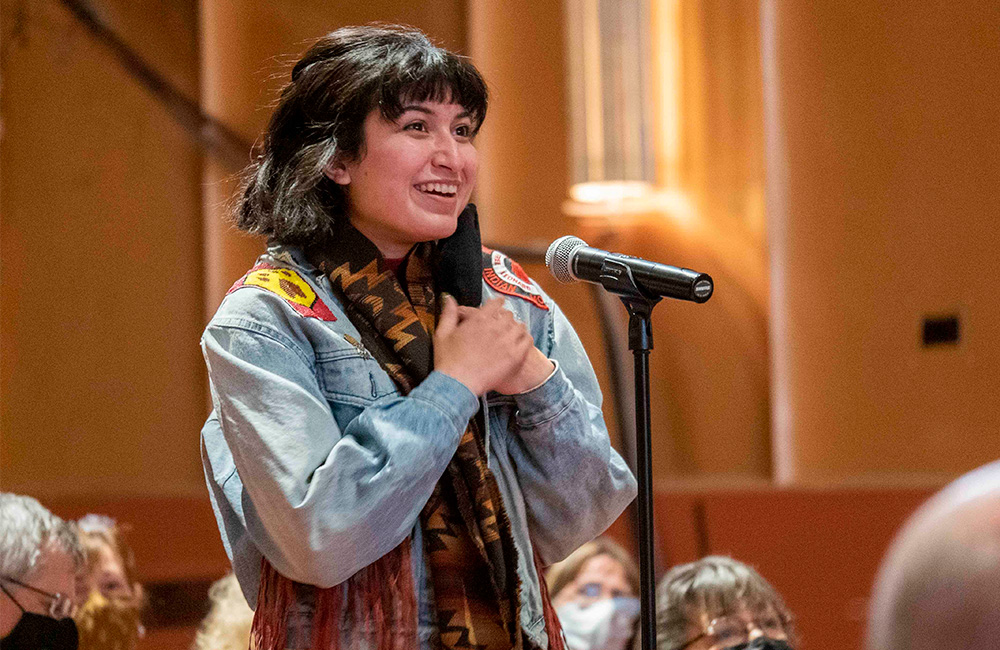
{"left": 200, "top": 24, "right": 636, "bottom": 650}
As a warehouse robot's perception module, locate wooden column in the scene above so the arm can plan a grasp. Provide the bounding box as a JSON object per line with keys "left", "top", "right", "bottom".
{"left": 764, "top": 0, "right": 1000, "bottom": 482}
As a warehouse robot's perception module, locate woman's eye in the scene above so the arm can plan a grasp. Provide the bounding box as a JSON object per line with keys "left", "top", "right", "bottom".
{"left": 454, "top": 124, "right": 471, "bottom": 137}
{"left": 404, "top": 121, "right": 427, "bottom": 132}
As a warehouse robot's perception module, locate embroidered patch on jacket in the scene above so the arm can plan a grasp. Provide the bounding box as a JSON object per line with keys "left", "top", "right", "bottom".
{"left": 227, "top": 263, "right": 337, "bottom": 321}
{"left": 481, "top": 247, "right": 549, "bottom": 311}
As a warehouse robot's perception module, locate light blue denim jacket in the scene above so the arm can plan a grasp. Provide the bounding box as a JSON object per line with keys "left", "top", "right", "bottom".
{"left": 200, "top": 244, "right": 637, "bottom": 649}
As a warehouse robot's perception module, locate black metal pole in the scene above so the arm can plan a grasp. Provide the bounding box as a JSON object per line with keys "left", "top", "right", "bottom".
{"left": 625, "top": 301, "right": 657, "bottom": 650}
{"left": 634, "top": 346, "right": 656, "bottom": 650}
{"left": 590, "top": 254, "right": 710, "bottom": 650}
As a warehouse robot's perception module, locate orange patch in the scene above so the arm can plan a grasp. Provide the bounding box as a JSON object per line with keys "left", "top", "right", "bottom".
{"left": 228, "top": 263, "right": 337, "bottom": 321}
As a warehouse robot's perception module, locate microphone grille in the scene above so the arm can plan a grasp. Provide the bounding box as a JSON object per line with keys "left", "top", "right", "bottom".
{"left": 545, "top": 236, "right": 587, "bottom": 283}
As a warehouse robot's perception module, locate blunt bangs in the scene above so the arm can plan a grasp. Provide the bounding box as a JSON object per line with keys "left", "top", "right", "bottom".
{"left": 376, "top": 54, "right": 489, "bottom": 134}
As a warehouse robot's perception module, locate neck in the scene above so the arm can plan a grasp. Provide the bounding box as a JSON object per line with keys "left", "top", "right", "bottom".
{"left": 0, "top": 602, "right": 21, "bottom": 639}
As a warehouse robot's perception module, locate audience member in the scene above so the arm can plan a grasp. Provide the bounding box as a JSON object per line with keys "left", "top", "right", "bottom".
{"left": 191, "top": 573, "right": 254, "bottom": 650}
{"left": 547, "top": 537, "right": 640, "bottom": 650}
{"left": 0, "top": 492, "right": 83, "bottom": 650}
{"left": 74, "top": 514, "right": 145, "bottom": 650}
{"left": 655, "top": 556, "right": 795, "bottom": 650}
{"left": 866, "top": 460, "right": 1000, "bottom": 650}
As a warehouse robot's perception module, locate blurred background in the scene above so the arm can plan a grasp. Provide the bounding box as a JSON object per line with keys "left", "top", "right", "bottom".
{"left": 2, "top": 0, "right": 998, "bottom": 648}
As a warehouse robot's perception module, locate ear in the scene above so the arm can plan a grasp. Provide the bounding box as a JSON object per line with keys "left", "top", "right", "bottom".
{"left": 323, "top": 158, "right": 352, "bottom": 185}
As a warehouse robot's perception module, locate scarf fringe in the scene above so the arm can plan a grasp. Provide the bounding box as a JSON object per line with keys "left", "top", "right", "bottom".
{"left": 534, "top": 551, "right": 567, "bottom": 650}
{"left": 252, "top": 542, "right": 417, "bottom": 650}
{"left": 251, "top": 558, "right": 296, "bottom": 650}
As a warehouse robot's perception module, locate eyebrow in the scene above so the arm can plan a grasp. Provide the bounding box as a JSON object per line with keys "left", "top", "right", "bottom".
{"left": 400, "top": 104, "right": 472, "bottom": 120}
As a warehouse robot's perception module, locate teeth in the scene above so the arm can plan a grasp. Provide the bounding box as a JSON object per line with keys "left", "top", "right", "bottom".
{"left": 417, "top": 182, "right": 457, "bottom": 196}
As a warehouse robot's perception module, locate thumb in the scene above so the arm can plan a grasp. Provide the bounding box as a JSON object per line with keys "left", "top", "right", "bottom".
{"left": 436, "top": 294, "right": 459, "bottom": 338}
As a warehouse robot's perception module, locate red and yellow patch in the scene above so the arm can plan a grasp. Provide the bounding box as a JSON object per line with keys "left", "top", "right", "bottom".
{"left": 227, "top": 263, "right": 337, "bottom": 321}
{"left": 481, "top": 247, "right": 549, "bottom": 311}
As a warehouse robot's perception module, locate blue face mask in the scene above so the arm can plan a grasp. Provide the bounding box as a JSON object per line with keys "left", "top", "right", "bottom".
{"left": 1, "top": 611, "right": 79, "bottom": 650}
{"left": 556, "top": 596, "right": 641, "bottom": 650}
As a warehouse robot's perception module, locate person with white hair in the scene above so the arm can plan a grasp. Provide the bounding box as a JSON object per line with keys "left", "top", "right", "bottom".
{"left": 866, "top": 460, "right": 1000, "bottom": 650}
{"left": 0, "top": 492, "right": 84, "bottom": 650}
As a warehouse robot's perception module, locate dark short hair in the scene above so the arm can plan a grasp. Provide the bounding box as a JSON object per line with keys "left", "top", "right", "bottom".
{"left": 656, "top": 556, "right": 797, "bottom": 650}
{"left": 236, "top": 24, "right": 489, "bottom": 246}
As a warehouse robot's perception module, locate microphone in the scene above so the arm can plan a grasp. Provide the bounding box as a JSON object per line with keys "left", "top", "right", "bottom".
{"left": 545, "top": 236, "right": 714, "bottom": 303}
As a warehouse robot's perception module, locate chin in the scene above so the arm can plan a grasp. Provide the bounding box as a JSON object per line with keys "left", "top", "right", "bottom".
{"left": 418, "top": 214, "right": 461, "bottom": 242}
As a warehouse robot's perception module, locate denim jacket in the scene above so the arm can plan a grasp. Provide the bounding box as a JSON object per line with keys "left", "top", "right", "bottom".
{"left": 200, "top": 243, "right": 637, "bottom": 649}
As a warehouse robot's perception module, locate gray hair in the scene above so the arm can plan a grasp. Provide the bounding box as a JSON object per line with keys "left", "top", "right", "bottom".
{"left": 0, "top": 493, "right": 84, "bottom": 579}
{"left": 656, "top": 555, "right": 796, "bottom": 650}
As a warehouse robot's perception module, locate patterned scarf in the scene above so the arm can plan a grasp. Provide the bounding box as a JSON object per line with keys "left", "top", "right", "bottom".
{"left": 250, "top": 223, "right": 566, "bottom": 650}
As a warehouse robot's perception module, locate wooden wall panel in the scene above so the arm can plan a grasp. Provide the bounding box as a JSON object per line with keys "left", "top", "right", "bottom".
{"left": 468, "top": 0, "right": 574, "bottom": 248}
{"left": 48, "top": 496, "right": 229, "bottom": 584}
{"left": 1, "top": 0, "right": 206, "bottom": 500}
{"left": 764, "top": 1, "right": 1000, "bottom": 481}
{"left": 655, "top": 485, "right": 936, "bottom": 650}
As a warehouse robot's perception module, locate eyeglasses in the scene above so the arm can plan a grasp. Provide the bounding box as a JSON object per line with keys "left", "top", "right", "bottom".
{"left": 0, "top": 575, "right": 74, "bottom": 618}
{"left": 576, "top": 581, "right": 632, "bottom": 601}
{"left": 678, "top": 613, "right": 786, "bottom": 650}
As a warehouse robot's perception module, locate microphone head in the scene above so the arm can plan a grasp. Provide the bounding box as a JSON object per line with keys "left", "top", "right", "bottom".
{"left": 545, "top": 235, "right": 588, "bottom": 283}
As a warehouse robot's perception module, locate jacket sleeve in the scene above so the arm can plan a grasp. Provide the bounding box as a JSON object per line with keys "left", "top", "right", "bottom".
{"left": 201, "top": 317, "right": 479, "bottom": 588}
{"left": 502, "top": 298, "right": 638, "bottom": 565}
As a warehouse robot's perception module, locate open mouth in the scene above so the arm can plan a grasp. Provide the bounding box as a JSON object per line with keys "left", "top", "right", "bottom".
{"left": 415, "top": 182, "right": 458, "bottom": 197}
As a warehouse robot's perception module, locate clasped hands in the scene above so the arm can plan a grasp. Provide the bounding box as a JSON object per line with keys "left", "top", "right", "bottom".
{"left": 434, "top": 296, "right": 555, "bottom": 396}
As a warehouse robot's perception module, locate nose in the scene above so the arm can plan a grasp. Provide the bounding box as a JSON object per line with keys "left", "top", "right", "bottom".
{"left": 431, "top": 133, "right": 459, "bottom": 170}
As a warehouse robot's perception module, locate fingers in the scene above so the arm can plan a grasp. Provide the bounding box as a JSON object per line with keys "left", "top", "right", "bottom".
{"left": 455, "top": 305, "right": 478, "bottom": 321}
{"left": 456, "top": 298, "right": 513, "bottom": 324}
{"left": 436, "top": 294, "right": 459, "bottom": 338}
{"left": 433, "top": 295, "right": 536, "bottom": 395}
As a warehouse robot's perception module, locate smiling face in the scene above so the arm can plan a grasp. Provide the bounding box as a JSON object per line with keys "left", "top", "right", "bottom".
{"left": 325, "top": 100, "right": 478, "bottom": 259}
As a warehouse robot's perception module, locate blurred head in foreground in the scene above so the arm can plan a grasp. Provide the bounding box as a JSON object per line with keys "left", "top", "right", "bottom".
{"left": 656, "top": 556, "right": 795, "bottom": 650}
{"left": 74, "top": 514, "right": 145, "bottom": 650}
{"left": 867, "top": 460, "right": 1000, "bottom": 650}
{"left": 547, "top": 537, "right": 640, "bottom": 650}
{"left": 192, "top": 573, "right": 254, "bottom": 650}
{"left": 0, "top": 493, "right": 83, "bottom": 650}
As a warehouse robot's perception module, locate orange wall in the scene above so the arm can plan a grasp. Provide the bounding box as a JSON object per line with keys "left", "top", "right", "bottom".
{"left": 552, "top": 0, "right": 772, "bottom": 478}
{"left": 764, "top": 1, "right": 1000, "bottom": 481}
{"left": 1, "top": 0, "right": 207, "bottom": 499}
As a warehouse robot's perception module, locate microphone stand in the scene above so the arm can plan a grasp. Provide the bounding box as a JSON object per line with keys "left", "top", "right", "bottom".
{"left": 596, "top": 258, "right": 662, "bottom": 650}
